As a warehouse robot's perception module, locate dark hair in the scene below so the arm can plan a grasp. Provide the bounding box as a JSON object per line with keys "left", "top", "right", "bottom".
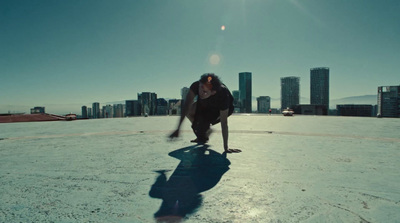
{"left": 199, "top": 73, "right": 222, "bottom": 91}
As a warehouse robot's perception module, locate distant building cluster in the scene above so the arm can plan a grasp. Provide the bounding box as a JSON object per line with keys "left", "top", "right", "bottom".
{"left": 81, "top": 72, "right": 257, "bottom": 119}
{"left": 77, "top": 69, "right": 399, "bottom": 119}
{"left": 81, "top": 94, "right": 183, "bottom": 119}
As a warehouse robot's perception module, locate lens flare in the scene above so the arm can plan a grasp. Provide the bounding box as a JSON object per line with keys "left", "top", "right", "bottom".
{"left": 221, "top": 25, "right": 225, "bottom": 31}
{"left": 209, "top": 54, "right": 220, "bottom": 65}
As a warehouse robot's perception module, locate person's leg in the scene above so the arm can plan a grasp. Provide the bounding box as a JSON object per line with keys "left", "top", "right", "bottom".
{"left": 191, "top": 107, "right": 233, "bottom": 143}
{"left": 192, "top": 107, "right": 234, "bottom": 143}
{"left": 191, "top": 106, "right": 215, "bottom": 143}
{"left": 191, "top": 114, "right": 211, "bottom": 143}
{"left": 192, "top": 108, "right": 227, "bottom": 143}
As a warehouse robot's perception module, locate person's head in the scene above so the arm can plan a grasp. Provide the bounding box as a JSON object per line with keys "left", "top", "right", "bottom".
{"left": 198, "top": 73, "right": 222, "bottom": 99}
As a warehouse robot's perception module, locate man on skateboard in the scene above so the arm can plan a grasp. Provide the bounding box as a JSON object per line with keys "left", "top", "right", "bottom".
{"left": 169, "top": 73, "right": 241, "bottom": 153}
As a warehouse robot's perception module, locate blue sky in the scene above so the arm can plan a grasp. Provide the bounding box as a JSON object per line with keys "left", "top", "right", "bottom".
{"left": 1, "top": 0, "right": 399, "bottom": 114}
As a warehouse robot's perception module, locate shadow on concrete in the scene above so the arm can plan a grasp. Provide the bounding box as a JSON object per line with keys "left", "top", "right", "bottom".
{"left": 149, "top": 145, "right": 231, "bottom": 222}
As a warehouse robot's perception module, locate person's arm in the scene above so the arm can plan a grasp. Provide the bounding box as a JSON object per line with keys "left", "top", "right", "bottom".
{"left": 220, "top": 109, "right": 229, "bottom": 151}
{"left": 169, "top": 90, "right": 195, "bottom": 138}
{"left": 220, "top": 109, "right": 241, "bottom": 153}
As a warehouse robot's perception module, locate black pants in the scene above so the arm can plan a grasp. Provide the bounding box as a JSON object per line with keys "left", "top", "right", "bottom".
{"left": 191, "top": 107, "right": 233, "bottom": 142}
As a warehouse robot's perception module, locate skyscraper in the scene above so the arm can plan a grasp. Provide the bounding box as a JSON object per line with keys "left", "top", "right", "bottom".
{"left": 257, "top": 96, "right": 271, "bottom": 113}
{"left": 138, "top": 92, "right": 157, "bottom": 116}
{"left": 113, "top": 104, "right": 124, "bottom": 118}
{"left": 92, "top": 102, "right": 100, "bottom": 119}
{"left": 377, "top": 85, "right": 400, "bottom": 118}
{"left": 81, "top": 106, "right": 88, "bottom": 119}
{"left": 239, "top": 72, "right": 252, "bottom": 113}
{"left": 310, "top": 67, "right": 330, "bottom": 109}
{"left": 125, "top": 100, "right": 140, "bottom": 117}
{"left": 87, "top": 107, "right": 92, "bottom": 119}
{"left": 281, "top": 76, "right": 300, "bottom": 110}
{"left": 104, "top": 105, "right": 113, "bottom": 118}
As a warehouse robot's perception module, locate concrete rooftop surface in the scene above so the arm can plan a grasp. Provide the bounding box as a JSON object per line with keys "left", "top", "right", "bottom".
{"left": 0, "top": 115, "right": 399, "bottom": 223}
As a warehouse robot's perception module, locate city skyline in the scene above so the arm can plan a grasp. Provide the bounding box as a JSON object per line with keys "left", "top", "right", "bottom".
{"left": 0, "top": 81, "right": 388, "bottom": 115}
{"left": 1, "top": 0, "right": 399, "bottom": 114}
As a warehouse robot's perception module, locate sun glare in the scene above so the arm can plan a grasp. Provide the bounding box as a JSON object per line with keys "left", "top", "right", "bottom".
{"left": 209, "top": 54, "right": 221, "bottom": 65}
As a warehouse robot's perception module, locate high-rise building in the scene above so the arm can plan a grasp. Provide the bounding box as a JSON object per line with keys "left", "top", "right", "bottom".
{"left": 138, "top": 92, "right": 157, "bottom": 116}
{"left": 378, "top": 85, "right": 400, "bottom": 118}
{"left": 281, "top": 76, "right": 300, "bottom": 110}
{"left": 92, "top": 102, "right": 100, "bottom": 119}
{"left": 81, "top": 106, "right": 88, "bottom": 119}
{"left": 125, "top": 100, "right": 140, "bottom": 117}
{"left": 87, "top": 107, "right": 92, "bottom": 119}
{"left": 257, "top": 96, "right": 271, "bottom": 113}
{"left": 239, "top": 72, "right": 252, "bottom": 113}
{"left": 103, "top": 105, "right": 113, "bottom": 118}
{"left": 310, "top": 67, "right": 330, "bottom": 109}
{"left": 113, "top": 104, "right": 124, "bottom": 118}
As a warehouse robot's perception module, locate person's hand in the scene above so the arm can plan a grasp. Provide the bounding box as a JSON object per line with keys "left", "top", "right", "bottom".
{"left": 224, "top": 148, "right": 242, "bottom": 153}
{"left": 169, "top": 129, "right": 180, "bottom": 139}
